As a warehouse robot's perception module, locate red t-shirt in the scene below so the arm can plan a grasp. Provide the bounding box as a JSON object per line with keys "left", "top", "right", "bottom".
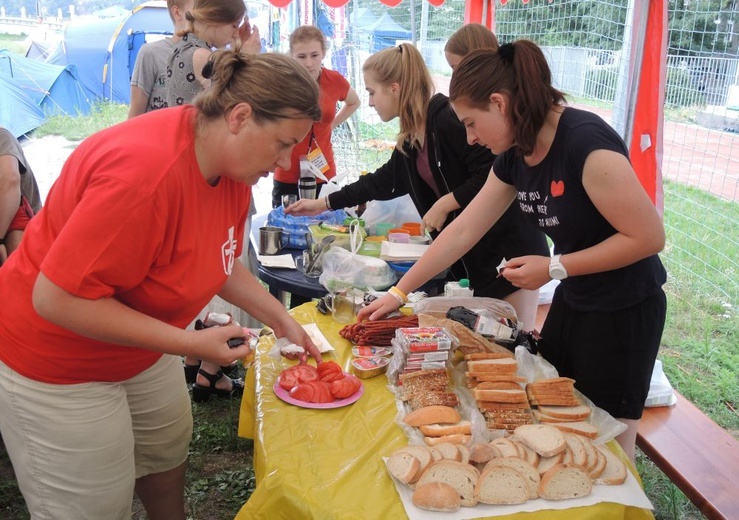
{"left": 0, "top": 106, "right": 251, "bottom": 384}
{"left": 273, "top": 67, "right": 350, "bottom": 184}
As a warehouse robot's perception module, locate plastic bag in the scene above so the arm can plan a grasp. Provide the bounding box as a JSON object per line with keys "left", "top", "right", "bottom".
{"left": 266, "top": 206, "right": 348, "bottom": 250}
{"left": 319, "top": 246, "right": 396, "bottom": 291}
{"left": 360, "top": 194, "right": 422, "bottom": 235}
{"left": 645, "top": 359, "right": 677, "bottom": 407}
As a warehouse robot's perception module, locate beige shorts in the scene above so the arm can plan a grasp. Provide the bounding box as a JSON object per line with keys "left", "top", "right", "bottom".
{"left": 0, "top": 354, "right": 193, "bottom": 520}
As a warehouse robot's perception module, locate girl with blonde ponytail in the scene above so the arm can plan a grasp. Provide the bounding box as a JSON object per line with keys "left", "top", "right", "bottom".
{"left": 287, "top": 43, "right": 548, "bottom": 327}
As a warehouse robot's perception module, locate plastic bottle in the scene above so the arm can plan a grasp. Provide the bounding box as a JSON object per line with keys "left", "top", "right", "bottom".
{"left": 444, "top": 278, "right": 474, "bottom": 298}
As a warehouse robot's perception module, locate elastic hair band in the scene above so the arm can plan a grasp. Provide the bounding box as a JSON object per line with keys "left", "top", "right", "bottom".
{"left": 498, "top": 42, "right": 515, "bottom": 64}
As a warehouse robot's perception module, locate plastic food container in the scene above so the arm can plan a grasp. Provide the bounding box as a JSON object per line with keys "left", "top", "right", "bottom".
{"left": 350, "top": 356, "right": 390, "bottom": 379}
{"left": 352, "top": 346, "right": 393, "bottom": 358}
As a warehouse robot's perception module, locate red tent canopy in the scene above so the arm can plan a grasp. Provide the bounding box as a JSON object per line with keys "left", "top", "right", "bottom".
{"left": 267, "top": 0, "right": 445, "bottom": 7}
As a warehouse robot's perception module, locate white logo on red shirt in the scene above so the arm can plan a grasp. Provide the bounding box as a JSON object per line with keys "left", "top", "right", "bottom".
{"left": 221, "top": 226, "right": 237, "bottom": 275}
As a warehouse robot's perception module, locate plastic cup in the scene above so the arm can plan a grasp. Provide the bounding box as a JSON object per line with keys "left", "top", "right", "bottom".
{"left": 388, "top": 230, "right": 410, "bottom": 243}
{"left": 374, "top": 222, "right": 396, "bottom": 237}
{"left": 402, "top": 222, "right": 422, "bottom": 236}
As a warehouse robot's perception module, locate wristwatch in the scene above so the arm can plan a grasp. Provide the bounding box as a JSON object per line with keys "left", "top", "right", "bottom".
{"left": 549, "top": 254, "right": 568, "bottom": 280}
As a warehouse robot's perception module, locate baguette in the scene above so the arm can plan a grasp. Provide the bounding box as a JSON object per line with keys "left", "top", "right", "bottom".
{"left": 424, "top": 433, "right": 471, "bottom": 446}
{"left": 419, "top": 420, "right": 471, "bottom": 437}
{"left": 403, "top": 405, "right": 461, "bottom": 427}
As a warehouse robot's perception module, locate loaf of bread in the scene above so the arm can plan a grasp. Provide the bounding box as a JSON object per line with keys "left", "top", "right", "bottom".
{"left": 538, "top": 463, "right": 593, "bottom": 500}
{"left": 411, "top": 482, "right": 461, "bottom": 512}
{"left": 403, "top": 405, "right": 461, "bottom": 427}
{"left": 416, "top": 460, "right": 480, "bottom": 507}
{"left": 514, "top": 424, "right": 567, "bottom": 458}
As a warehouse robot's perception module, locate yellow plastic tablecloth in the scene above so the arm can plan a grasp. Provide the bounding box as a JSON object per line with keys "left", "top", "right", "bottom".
{"left": 236, "top": 303, "right": 654, "bottom": 520}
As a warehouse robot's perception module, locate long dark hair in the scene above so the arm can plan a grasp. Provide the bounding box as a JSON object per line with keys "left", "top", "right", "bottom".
{"left": 449, "top": 40, "right": 566, "bottom": 155}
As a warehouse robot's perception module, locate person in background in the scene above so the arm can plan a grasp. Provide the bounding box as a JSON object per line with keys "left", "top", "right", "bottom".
{"left": 166, "top": 0, "right": 260, "bottom": 107}
{"left": 0, "top": 127, "right": 42, "bottom": 265}
{"left": 166, "top": 0, "right": 263, "bottom": 393}
{"left": 361, "top": 41, "right": 667, "bottom": 462}
{"left": 287, "top": 43, "right": 548, "bottom": 329}
{"left": 128, "top": 0, "right": 194, "bottom": 118}
{"left": 444, "top": 23, "right": 499, "bottom": 70}
{"left": 271, "top": 25, "right": 360, "bottom": 208}
{"left": 0, "top": 48, "right": 321, "bottom": 519}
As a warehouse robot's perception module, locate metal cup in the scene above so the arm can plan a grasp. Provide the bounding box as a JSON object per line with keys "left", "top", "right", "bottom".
{"left": 259, "top": 226, "right": 290, "bottom": 255}
{"left": 298, "top": 176, "right": 317, "bottom": 200}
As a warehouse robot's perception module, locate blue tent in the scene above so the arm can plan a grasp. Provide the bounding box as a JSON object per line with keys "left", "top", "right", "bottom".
{"left": 46, "top": 1, "right": 172, "bottom": 104}
{"left": 0, "top": 74, "right": 45, "bottom": 138}
{"left": 353, "top": 9, "right": 412, "bottom": 53}
{"left": 0, "top": 50, "right": 92, "bottom": 118}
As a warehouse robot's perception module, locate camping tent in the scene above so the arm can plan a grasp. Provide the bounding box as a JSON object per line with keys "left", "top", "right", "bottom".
{"left": 46, "top": 1, "right": 172, "bottom": 104}
{"left": 352, "top": 8, "right": 412, "bottom": 52}
{"left": 0, "top": 74, "right": 45, "bottom": 138}
{"left": 0, "top": 50, "right": 92, "bottom": 118}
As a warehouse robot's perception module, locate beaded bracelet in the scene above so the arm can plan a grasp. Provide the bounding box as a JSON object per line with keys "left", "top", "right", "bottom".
{"left": 324, "top": 197, "right": 331, "bottom": 210}
{"left": 388, "top": 286, "right": 408, "bottom": 305}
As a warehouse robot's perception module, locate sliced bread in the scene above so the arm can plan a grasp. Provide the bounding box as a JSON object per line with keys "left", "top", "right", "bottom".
{"left": 548, "top": 421, "right": 599, "bottom": 440}
{"left": 537, "top": 404, "right": 592, "bottom": 420}
{"left": 563, "top": 433, "right": 588, "bottom": 467}
{"left": 485, "top": 457, "right": 541, "bottom": 499}
{"left": 411, "top": 482, "right": 461, "bottom": 512}
{"left": 395, "top": 445, "right": 433, "bottom": 482}
{"left": 513, "top": 424, "right": 567, "bottom": 457}
{"left": 468, "top": 442, "right": 500, "bottom": 465}
{"left": 475, "top": 465, "right": 529, "bottom": 505}
{"left": 593, "top": 445, "right": 627, "bottom": 485}
{"left": 386, "top": 452, "right": 421, "bottom": 484}
{"left": 424, "top": 434, "right": 471, "bottom": 447}
{"left": 539, "top": 463, "right": 593, "bottom": 500}
{"left": 417, "top": 460, "right": 480, "bottom": 507}
{"left": 434, "top": 442, "right": 462, "bottom": 461}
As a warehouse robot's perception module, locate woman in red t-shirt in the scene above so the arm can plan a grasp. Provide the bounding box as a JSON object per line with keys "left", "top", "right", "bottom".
{"left": 271, "top": 25, "right": 360, "bottom": 208}
{"left": 0, "top": 48, "right": 321, "bottom": 519}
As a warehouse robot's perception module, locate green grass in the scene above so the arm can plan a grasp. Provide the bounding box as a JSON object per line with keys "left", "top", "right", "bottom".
{"left": 0, "top": 33, "right": 28, "bottom": 55}
{"left": 32, "top": 102, "right": 129, "bottom": 141}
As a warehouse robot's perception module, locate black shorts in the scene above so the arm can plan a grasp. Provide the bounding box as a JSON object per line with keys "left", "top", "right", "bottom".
{"left": 537, "top": 287, "right": 667, "bottom": 420}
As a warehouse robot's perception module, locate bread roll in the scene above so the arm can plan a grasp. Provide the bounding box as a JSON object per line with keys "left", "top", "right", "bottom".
{"left": 419, "top": 420, "right": 471, "bottom": 437}
{"left": 424, "top": 433, "right": 471, "bottom": 446}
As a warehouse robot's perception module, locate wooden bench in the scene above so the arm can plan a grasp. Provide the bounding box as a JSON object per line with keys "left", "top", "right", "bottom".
{"left": 636, "top": 391, "right": 739, "bottom": 520}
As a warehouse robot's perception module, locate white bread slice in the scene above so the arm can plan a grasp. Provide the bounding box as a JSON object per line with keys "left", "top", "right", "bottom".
{"left": 434, "top": 442, "right": 462, "bottom": 461}
{"left": 456, "top": 443, "right": 470, "bottom": 465}
{"left": 588, "top": 446, "right": 607, "bottom": 479}
{"left": 427, "top": 446, "right": 443, "bottom": 462}
{"left": 548, "top": 421, "right": 598, "bottom": 440}
{"left": 539, "top": 463, "right": 593, "bottom": 500}
{"left": 419, "top": 420, "right": 471, "bottom": 437}
{"left": 580, "top": 437, "right": 598, "bottom": 472}
{"left": 475, "top": 465, "right": 529, "bottom": 505}
{"left": 468, "top": 443, "right": 500, "bottom": 465}
{"left": 593, "top": 445, "right": 627, "bottom": 485}
{"left": 536, "top": 452, "right": 564, "bottom": 476}
{"left": 412, "top": 482, "right": 461, "bottom": 512}
{"left": 563, "top": 433, "right": 587, "bottom": 467}
{"left": 533, "top": 410, "right": 583, "bottom": 423}
{"left": 424, "top": 434, "right": 471, "bottom": 447}
{"left": 537, "top": 404, "right": 591, "bottom": 420}
{"left": 490, "top": 437, "right": 520, "bottom": 458}
{"left": 510, "top": 437, "right": 541, "bottom": 467}
{"left": 417, "top": 460, "right": 480, "bottom": 507}
{"left": 403, "top": 405, "right": 461, "bottom": 427}
{"left": 395, "top": 445, "right": 433, "bottom": 482}
{"left": 467, "top": 358, "right": 518, "bottom": 373}
{"left": 473, "top": 388, "right": 528, "bottom": 403}
{"left": 467, "top": 372, "right": 527, "bottom": 383}
{"left": 465, "top": 352, "right": 514, "bottom": 360}
{"left": 514, "top": 424, "right": 567, "bottom": 457}
{"left": 387, "top": 452, "right": 421, "bottom": 484}
{"left": 485, "top": 457, "right": 541, "bottom": 499}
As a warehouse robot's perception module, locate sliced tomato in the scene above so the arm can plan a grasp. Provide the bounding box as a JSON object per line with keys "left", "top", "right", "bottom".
{"left": 319, "top": 370, "right": 345, "bottom": 383}
{"left": 317, "top": 361, "right": 342, "bottom": 378}
{"left": 294, "top": 364, "right": 319, "bottom": 383}
{"left": 289, "top": 383, "right": 315, "bottom": 402}
{"left": 329, "top": 377, "right": 356, "bottom": 399}
{"left": 310, "top": 381, "right": 335, "bottom": 403}
{"left": 278, "top": 371, "right": 299, "bottom": 391}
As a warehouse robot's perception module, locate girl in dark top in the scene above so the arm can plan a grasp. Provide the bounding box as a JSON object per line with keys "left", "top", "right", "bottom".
{"left": 287, "top": 43, "right": 548, "bottom": 330}
{"left": 360, "top": 40, "right": 667, "bottom": 462}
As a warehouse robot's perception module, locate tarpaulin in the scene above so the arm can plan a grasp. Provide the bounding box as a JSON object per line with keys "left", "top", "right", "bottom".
{"left": 237, "top": 303, "right": 654, "bottom": 519}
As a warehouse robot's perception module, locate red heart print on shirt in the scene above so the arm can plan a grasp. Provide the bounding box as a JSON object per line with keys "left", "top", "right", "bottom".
{"left": 551, "top": 180, "right": 565, "bottom": 197}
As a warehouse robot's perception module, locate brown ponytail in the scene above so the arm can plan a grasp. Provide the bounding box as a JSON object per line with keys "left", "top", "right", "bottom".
{"left": 449, "top": 40, "right": 566, "bottom": 155}
{"left": 363, "top": 43, "right": 434, "bottom": 152}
